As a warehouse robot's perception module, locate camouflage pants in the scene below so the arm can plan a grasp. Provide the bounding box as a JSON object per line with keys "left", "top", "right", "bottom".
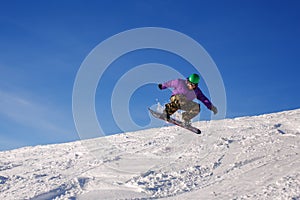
{"left": 165, "top": 94, "right": 200, "bottom": 121}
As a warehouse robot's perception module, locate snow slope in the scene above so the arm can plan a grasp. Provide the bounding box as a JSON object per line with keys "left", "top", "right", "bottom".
{"left": 0, "top": 109, "right": 299, "bottom": 200}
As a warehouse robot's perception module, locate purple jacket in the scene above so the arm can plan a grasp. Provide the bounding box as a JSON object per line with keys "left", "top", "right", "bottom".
{"left": 161, "top": 79, "right": 213, "bottom": 109}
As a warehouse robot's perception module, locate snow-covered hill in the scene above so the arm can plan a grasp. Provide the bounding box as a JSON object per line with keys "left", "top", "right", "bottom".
{"left": 0, "top": 109, "right": 300, "bottom": 200}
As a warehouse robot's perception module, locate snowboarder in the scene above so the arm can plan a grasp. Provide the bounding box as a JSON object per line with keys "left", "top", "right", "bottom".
{"left": 158, "top": 73, "right": 218, "bottom": 126}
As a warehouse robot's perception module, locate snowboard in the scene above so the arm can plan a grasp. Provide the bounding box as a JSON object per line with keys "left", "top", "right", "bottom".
{"left": 148, "top": 108, "right": 201, "bottom": 134}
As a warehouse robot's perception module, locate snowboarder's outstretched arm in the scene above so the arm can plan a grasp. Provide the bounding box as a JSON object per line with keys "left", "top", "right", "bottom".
{"left": 195, "top": 88, "right": 218, "bottom": 114}
{"left": 158, "top": 79, "right": 180, "bottom": 90}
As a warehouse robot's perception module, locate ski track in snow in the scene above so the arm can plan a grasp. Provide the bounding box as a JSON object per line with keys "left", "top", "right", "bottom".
{"left": 0, "top": 109, "right": 299, "bottom": 199}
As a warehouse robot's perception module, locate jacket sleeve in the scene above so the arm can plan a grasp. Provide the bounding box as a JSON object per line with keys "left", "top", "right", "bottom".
{"left": 161, "top": 79, "right": 180, "bottom": 89}
{"left": 195, "top": 88, "right": 213, "bottom": 110}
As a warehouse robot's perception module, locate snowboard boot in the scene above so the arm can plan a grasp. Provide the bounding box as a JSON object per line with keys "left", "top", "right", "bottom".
{"left": 162, "top": 110, "right": 170, "bottom": 120}
{"left": 183, "top": 120, "right": 192, "bottom": 127}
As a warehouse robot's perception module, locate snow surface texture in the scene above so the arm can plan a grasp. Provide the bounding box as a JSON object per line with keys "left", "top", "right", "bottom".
{"left": 0, "top": 109, "right": 299, "bottom": 200}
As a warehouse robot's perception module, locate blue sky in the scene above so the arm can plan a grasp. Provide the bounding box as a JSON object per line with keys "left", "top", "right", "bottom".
{"left": 0, "top": 0, "right": 299, "bottom": 151}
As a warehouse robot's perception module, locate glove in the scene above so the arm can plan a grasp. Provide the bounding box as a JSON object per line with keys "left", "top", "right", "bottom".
{"left": 211, "top": 105, "right": 218, "bottom": 115}
{"left": 158, "top": 83, "right": 163, "bottom": 90}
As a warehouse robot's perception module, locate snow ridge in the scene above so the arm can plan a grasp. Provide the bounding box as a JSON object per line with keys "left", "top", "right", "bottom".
{"left": 0, "top": 109, "right": 299, "bottom": 199}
